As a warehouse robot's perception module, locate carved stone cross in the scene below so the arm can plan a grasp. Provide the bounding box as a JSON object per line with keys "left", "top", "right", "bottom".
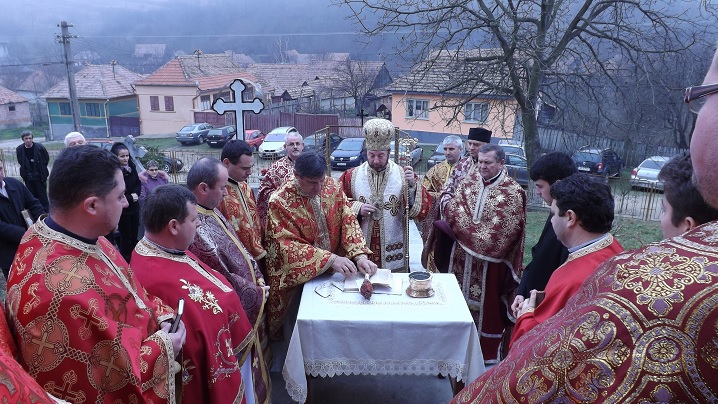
{"left": 211, "top": 79, "right": 264, "bottom": 140}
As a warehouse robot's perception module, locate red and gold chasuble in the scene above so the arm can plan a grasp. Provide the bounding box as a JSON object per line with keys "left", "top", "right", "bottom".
{"left": 265, "top": 177, "right": 371, "bottom": 338}
{"left": 443, "top": 169, "right": 526, "bottom": 363}
{"left": 257, "top": 156, "right": 295, "bottom": 230}
{"left": 188, "top": 207, "right": 270, "bottom": 404}
{"left": 6, "top": 218, "right": 178, "bottom": 404}
{"left": 510, "top": 235, "right": 623, "bottom": 348}
{"left": 417, "top": 160, "right": 453, "bottom": 271}
{"left": 220, "top": 178, "right": 266, "bottom": 261}
{"left": 339, "top": 160, "right": 431, "bottom": 272}
{"left": 452, "top": 221, "right": 718, "bottom": 403}
{"left": 133, "top": 239, "right": 253, "bottom": 404}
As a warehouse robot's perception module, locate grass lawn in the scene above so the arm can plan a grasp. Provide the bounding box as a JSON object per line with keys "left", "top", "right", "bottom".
{"left": 523, "top": 210, "right": 663, "bottom": 266}
{"left": 0, "top": 125, "right": 49, "bottom": 141}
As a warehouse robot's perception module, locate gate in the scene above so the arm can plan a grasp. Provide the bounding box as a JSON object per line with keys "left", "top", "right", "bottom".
{"left": 109, "top": 116, "right": 140, "bottom": 137}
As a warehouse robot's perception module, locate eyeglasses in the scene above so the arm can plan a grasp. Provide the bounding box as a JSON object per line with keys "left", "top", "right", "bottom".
{"left": 684, "top": 83, "right": 718, "bottom": 114}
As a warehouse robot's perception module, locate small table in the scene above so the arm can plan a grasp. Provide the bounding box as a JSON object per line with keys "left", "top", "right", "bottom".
{"left": 283, "top": 273, "right": 485, "bottom": 403}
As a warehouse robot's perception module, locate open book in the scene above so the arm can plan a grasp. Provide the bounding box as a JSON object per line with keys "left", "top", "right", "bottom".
{"left": 331, "top": 268, "right": 403, "bottom": 295}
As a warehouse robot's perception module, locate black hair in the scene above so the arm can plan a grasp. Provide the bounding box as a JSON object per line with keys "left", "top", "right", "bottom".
{"left": 530, "top": 151, "right": 578, "bottom": 184}
{"left": 141, "top": 184, "right": 197, "bottom": 233}
{"left": 49, "top": 145, "right": 121, "bottom": 212}
{"left": 478, "top": 144, "right": 505, "bottom": 161}
{"left": 186, "top": 157, "right": 222, "bottom": 190}
{"left": 659, "top": 152, "right": 718, "bottom": 227}
{"left": 221, "top": 139, "right": 254, "bottom": 164}
{"left": 550, "top": 173, "right": 614, "bottom": 233}
{"left": 294, "top": 151, "right": 327, "bottom": 178}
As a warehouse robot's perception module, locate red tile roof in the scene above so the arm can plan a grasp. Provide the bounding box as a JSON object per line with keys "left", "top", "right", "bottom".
{"left": 133, "top": 59, "right": 193, "bottom": 86}
{"left": 42, "top": 64, "right": 145, "bottom": 99}
{"left": 0, "top": 85, "right": 27, "bottom": 104}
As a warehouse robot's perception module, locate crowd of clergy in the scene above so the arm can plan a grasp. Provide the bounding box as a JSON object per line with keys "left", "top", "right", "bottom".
{"left": 3, "top": 49, "right": 718, "bottom": 402}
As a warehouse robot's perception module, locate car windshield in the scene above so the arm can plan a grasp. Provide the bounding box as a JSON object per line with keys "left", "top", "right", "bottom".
{"left": 502, "top": 146, "right": 523, "bottom": 155}
{"left": 434, "top": 144, "right": 445, "bottom": 153}
{"left": 180, "top": 125, "right": 195, "bottom": 131}
{"left": 337, "top": 140, "right": 364, "bottom": 151}
{"left": 640, "top": 159, "right": 666, "bottom": 170}
{"left": 265, "top": 134, "right": 286, "bottom": 142}
{"left": 573, "top": 152, "right": 601, "bottom": 162}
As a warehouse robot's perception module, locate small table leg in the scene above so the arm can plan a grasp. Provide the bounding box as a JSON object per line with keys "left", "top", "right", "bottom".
{"left": 450, "top": 376, "right": 465, "bottom": 396}
{"left": 305, "top": 373, "right": 312, "bottom": 403}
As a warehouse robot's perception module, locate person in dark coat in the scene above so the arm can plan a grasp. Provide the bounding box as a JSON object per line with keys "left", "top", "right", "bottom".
{"left": 510, "top": 151, "right": 577, "bottom": 318}
{"left": 0, "top": 158, "right": 44, "bottom": 279}
{"left": 110, "top": 142, "right": 141, "bottom": 262}
{"left": 15, "top": 130, "right": 50, "bottom": 211}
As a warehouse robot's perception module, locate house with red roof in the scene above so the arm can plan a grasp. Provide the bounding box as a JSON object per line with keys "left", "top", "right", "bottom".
{"left": 0, "top": 85, "right": 31, "bottom": 129}
{"left": 42, "top": 63, "right": 145, "bottom": 139}
{"left": 133, "top": 53, "right": 269, "bottom": 135}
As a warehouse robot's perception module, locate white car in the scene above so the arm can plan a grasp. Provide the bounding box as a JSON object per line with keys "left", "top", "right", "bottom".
{"left": 258, "top": 127, "right": 299, "bottom": 159}
{"left": 630, "top": 156, "right": 671, "bottom": 191}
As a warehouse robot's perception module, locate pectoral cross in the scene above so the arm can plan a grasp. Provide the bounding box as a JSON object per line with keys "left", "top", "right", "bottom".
{"left": 211, "top": 79, "right": 264, "bottom": 140}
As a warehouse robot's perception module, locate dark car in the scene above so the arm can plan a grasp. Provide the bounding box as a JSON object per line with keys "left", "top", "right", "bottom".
{"left": 504, "top": 153, "right": 529, "bottom": 188}
{"left": 245, "top": 130, "right": 266, "bottom": 151}
{"left": 426, "top": 141, "right": 469, "bottom": 170}
{"left": 175, "top": 123, "right": 213, "bottom": 145}
{"left": 331, "top": 138, "right": 367, "bottom": 169}
{"left": 572, "top": 147, "right": 624, "bottom": 177}
{"left": 304, "top": 132, "right": 343, "bottom": 156}
{"left": 206, "top": 125, "right": 237, "bottom": 148}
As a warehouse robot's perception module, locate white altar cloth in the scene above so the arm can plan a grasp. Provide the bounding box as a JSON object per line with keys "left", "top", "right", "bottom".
{"left": 283, "top": 273, "right": 485, "bottom": 403}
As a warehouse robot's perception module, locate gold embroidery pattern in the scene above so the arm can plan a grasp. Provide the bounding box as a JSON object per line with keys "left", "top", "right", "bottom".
{"left": 612, "top": 246, "right": 718, "bottom": 316}
{"left": 180, "top": 279, "right": 223, "bottom": 314}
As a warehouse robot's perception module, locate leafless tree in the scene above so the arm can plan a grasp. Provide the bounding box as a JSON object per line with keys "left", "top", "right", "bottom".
{"left": 338, "top": 0, "right": 710, "bottom": 164}
{"left": 331, "top": 59, "right": 377, "bottom": 113}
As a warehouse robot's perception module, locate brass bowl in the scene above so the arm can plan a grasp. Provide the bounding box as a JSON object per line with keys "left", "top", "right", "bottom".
{"left": 408, "top": 271, "right": 433, "bottom": 292}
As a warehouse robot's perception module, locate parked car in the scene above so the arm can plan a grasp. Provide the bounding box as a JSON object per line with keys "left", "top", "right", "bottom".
{"left": 504, "top": 153, "right": 529, "bottom": 188}
{"left": 245, "top": 129, "right": 266, "bottom": 151}
{"left": 304, "top": 132, "right": 343, "bottom": 156}
{"left": 426, "top": 141, "right": 469, "bottom": 170}
{"left": 258, "top": 126, "right": 300, "bottom": 159}
{"left": 571, "top": 146, "right": 624, "bottom": 177}
{"left": 87, "top": 136, "right": 184, "bottom": 174}
{"left": 499, "top": 144, "right": 526, "bottom": 158}
{"left": 176, "top": 123, "right": 213, "bottom": 145}
{"left": 206, "top": 125, "right": 237, "bottom": 148}
{"left": 389, "top": 141, "right": 423, "bottom": 166}
{"left": 331, "top": 138, "right": 367, "bottom": 169}
{"left": 630, "top": 156, "right": 671, "bottom": 191}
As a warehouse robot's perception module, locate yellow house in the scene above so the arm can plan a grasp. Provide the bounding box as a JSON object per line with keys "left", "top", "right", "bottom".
{"left": 386, "top": 49, "right": 518, "bottom": 142}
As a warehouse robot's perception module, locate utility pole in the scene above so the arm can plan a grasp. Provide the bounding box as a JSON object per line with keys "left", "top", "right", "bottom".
{"left": 57, "top": 21, "right": 81, "bottom": 132}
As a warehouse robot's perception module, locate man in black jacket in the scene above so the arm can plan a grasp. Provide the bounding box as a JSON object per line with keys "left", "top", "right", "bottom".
{"left": 0, "top": 158, "right": 45, "bottom": 279}
{"left": 510, "top": 151, "right": 577, "bottom": 317}
{"left": 15, "top": 130, "right": 50, "bottom": 211}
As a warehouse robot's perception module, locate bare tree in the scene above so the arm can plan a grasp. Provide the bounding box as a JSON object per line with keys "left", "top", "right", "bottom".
{"left": 331, "top": 60, "right": 378, "bottom": 113}
{"left": 339, "top": 0, "right": 709, "bottom": 164}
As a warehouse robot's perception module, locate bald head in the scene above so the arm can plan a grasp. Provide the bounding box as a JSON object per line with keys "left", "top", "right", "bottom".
{"left": 690, "top": 49, "right": 718, "bottom": 208}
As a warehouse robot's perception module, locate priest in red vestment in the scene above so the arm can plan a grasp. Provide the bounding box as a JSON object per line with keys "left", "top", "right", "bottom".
{"left": 220, "top": 140, "right": 266, "bottom": 262}
{"left": 265, "top": 151, "right": 376, "bottom": 338}
{"left": 440, "top": 143, "right": 526, "bottom": 364}
{"left": 510, "top": 174, "right": 623, "bottom": 347}
{"left": 417, "top": 135, "right": 463, "bottom": 271}
{"left": 451, "top": 46, "right": 718, "bottom": 404}
{"left": 186, "top": 157, "right": 270, "bottom": 404}
{"left": 338, "top": 118, "right": 431, "bottom": 272}
{"left": 257, "top": 132, "right": 304, "bottom": 229}
{"left": 6, "top": 145, "right": 185, "bottom": 404}
{"left": 132, "top": 184, "right": 255, "bottom": 404}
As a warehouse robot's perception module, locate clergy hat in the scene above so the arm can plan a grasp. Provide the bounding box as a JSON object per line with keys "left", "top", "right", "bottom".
{"left": 468, "top": 127, "right": 492, "bottom": 143}
{"left": 363, "top": 118, "right": 395, "bottom": 150}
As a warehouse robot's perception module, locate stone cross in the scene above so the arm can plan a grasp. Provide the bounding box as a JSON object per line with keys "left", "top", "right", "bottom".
{"left": 211, "top": 79, "right": 264, "bottom": 140}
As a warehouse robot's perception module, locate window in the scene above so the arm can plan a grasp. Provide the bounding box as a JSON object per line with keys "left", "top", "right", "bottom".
{"left": 164, "top": 96, "right": 174, "bottom": 112}
{"left": 150, "top": 96, "right": 159, "bottom": 111}
{"left": 8, "top": 104, "right": 15, "bottom": 112}
{"left": 200, "top": 95, "right": 211, "bottom": 110}
{"left": 59, "top": 102, "right": 72, "bottom": 115}
{"left": 464, "top": 102, "right": 489, "bottom": 122}
{"left": 85, "top": 102, "right": 101, "bottom": 117}
{"left": 406, "top": 99, "right": 429, "bottom": 119}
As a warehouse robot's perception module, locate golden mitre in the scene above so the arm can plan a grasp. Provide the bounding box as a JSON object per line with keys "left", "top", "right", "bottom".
{"left": 363, "top": 118, "right": 395, "bottom": 150}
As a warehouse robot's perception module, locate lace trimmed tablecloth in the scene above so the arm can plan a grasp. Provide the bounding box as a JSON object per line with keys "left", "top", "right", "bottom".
{"left": 283, "top": 273, "right": 485, "bottom": 403}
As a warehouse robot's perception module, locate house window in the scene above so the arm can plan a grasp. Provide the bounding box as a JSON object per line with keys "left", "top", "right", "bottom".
{"left": 464, "top": 102, "right": 489, "bottom": 122}
{"left": 59, "top": 102, "right": 72, "bottom": 115}
{"left": 8, "top": 104, "right": 15, "bottom": 112}
{"left": 85, "top": 102, "right": 102, "bottom": 117}
{"left": 164, "top": 96, "right": 174, "bottom": 112}
{"left": 150, "top": 96, "right": 159, "bottom": 111}
{"left": 200, "top": 95, "right": 211, "bottom": 110}
{"left": 406, "top": 99, "right": 429, "bottom": 119}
